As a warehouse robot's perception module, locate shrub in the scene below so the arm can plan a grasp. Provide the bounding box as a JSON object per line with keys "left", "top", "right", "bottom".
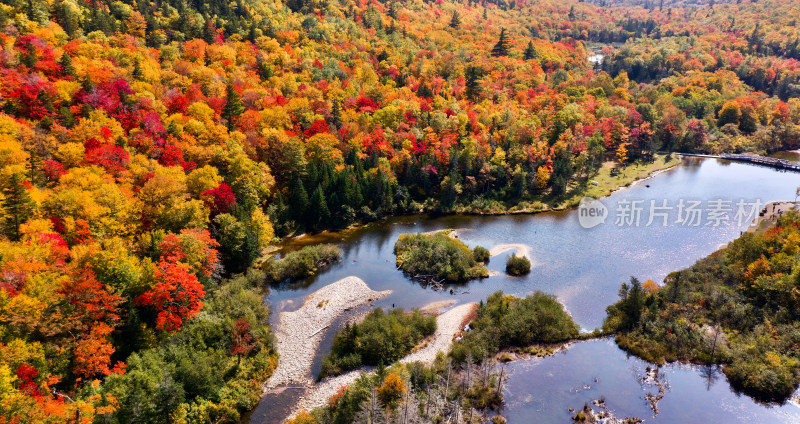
{"left": 262, "top": 244, "right": 342, "bottom": 283}
{"left": 472, "top": 246, "right": 490, "bottom": 263}
{"left": 394, "top": 232, "right": 488, "bottom": 282}
{"left": 320, "top": 308, "right": 436, "bottom": 378}
{"left": 376, "top": 372, "right": 406, "bottom": 408}
{"left": 505, "top": 254, "right": 531, "bottom": 275}
{"left": 286, "top": 411, "right": 317, "bottom": 424}
{"left": 450, "top": 291, "right": 579, "bottom": 363}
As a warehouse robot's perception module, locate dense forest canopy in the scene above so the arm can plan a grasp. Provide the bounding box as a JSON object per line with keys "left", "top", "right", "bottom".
{"left": 1, "top": 0, "right": 800, "bottom": 421}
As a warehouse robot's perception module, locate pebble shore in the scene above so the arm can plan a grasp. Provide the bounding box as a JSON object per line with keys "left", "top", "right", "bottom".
{"left": 265, "top": 276, "right": 391, "bottom": 389}
{"left": 286, "top": 302, "right": 478, "bottom": 420}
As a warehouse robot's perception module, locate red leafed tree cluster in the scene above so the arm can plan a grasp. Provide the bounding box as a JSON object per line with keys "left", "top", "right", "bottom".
{"left": 135, "top": 261, "right": 206, "bottom": 332}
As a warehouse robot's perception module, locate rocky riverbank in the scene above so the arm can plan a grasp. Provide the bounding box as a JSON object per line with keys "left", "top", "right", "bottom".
{"left": 265, "top": 276, "right": 391, "bottom": 389}
{"left": 286, "top": 302, "right": 478, "bottom": 420}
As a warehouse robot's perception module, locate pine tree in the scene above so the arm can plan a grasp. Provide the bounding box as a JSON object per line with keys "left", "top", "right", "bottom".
{"left": 309, "top": 186, "right": 331, "bottom": 230}
{"left": 59, "top": 53, "right": 75, "bottom": 78}
{"left": 449, "top": 10, "right": 461, "bottom": 29}
{"left": 483, "top": 8, "right": 488, "bottom": 19}
{"left": 388, "top": 2, "right": 398, "bottom": 19}
{"left": 221, "top": 81, "right": 244, "bottom": 130}
{"left": 289, "top": 177, "right": 310, "bottom": 225}
{"left": 132, "top": 58, "right": 144, "bottom": 80}
{"left": 491, "top": 28, "right": 510, "bottom": 57}
{"left": 1, "top": 173, "right": 34, "bottom": 241}
{"left": 330, "top": 100, "right": 342, "bottom": 128}
{"left": 523, "top": 41, "right": 539, "bottom": 60}
{"left": 464, "top": 66, "right": 483, "bottom": 101}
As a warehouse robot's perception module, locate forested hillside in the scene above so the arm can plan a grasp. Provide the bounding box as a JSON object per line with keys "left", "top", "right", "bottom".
{"left": 1, "top": 0, "right": 800, "bottom": 421}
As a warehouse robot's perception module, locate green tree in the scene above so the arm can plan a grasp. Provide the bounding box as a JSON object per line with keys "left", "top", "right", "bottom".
{"left": 213, "top": 213, "right": 258, "bottom": 274}
{"left": 717, "top": 101, "right": 741, "bottom": 127}
{"left": 1, "top": 173, "right": 34, "bottom": 241}
{"left": 221, "top": 82, "right": 244, "bottom": 130}
{"left": 59, "top": 53, "right": 75, "bottom": 78}
{"left": 309, "top": 186, "right": 330, "bottom": 231}
{"left": 289, "top": 177, "right": 310, "bottom": 227}
{"left": 523, "top": 41, "right": 539, "bottom": 60}
{"left": 739, "top": 104, "right": 758, "bottom": 133}
{"left": 491, "top": 28, "right": 510, "bottom": 57}
{"left": 449, "top": 10, "right": 461, "bottom": 29}
{"left": 464, "top": 65, "right": 483, "bottom": 101}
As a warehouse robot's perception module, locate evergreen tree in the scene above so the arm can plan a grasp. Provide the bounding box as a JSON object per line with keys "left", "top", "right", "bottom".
{"left": 221, "top": 81, "right": 244, "bottom": 130}
{"left": 388, "top": 2, "right": 398, "bottom": 19}
{"left": 330, "top": 100, "right": 342, "bottom": 128}
{"left": 309, "top": 186, "right": 331, "bottom": 230}
{"left": 289, "top": 177, "right": 310, "bottom": 226}
{"left": 523, "top": 41, "right": 539, "bottom": 60}
{"left": 54, "top": 2, "right": 80, "bottom": 37}
{"left": 132, "top": 58, "right": 144, "bottom": 80}
{"left": 491, "top": 28, "right": 510, "bottom": 57}
{"left": 464, "top": 66, "right": 483, "bottom": 101}
{"left": 1, "top": 173, "right": 34, "bottom": 241}
{"left": 59, "top": 53, "right": 75, "bottom": 77}
{"left": 449, "top": 10, "right": 461, "bottom": 29}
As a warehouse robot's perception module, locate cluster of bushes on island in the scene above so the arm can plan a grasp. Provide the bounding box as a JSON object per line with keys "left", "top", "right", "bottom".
{"left": 505, "top": 254, "right": 532, "bottom": 276}
{"left": 320, "top": 307, "right": 436, "bottom": 378}
{"left": 604, "top": 210, "right": 800, "bottom": 401}
{"left": 450, "top": 291, "right": 580, "bottom": 364}
{"left": 394, "top": 232, "right": 489, "bottom": 283}
{"left": 298, "top": 289, "right": 581, "bottom": 424}
{"left": 262, "top": 244, "right": 343, "bottom": 283}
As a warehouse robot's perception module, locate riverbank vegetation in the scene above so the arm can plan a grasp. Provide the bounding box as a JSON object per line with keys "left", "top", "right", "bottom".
{"left": 394, "top": 232, "right": 489, "bottom": 283}
{"left": 100, "top": 270, "right": 277, "bottom": 423}
{"left": 605, "top": 211, "right": 800, "bottom": 401}
{"left": 296, "top": 357, "right": 507, "bottom": 424}
{"left": 506, "top": 254, "right": 532, "bottom": 276}
{"left": 319, "top": 308, "right": 436, "bottom": 378}
{"left": 450, "top": 291, "right": 580, "bottom": 363}
{"left": 262, "top": 244, "right": 343, "bottom": 284}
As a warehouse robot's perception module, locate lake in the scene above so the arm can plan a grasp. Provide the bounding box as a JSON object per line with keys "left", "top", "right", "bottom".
{"left": 252, "top": 157, "right": 800, "bottom": 423}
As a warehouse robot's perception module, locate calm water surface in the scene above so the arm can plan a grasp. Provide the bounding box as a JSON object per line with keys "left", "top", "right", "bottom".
{"left": 503, "top": 339, "right": 800, "bottom": 423}
{"left": 253, "top": 158, "right": 800, "bottom": 423}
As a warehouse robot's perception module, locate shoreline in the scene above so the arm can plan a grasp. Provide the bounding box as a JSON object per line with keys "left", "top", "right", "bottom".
{"left": 286, "top": 301, "right": 479, "bottom": 421}
{"left": 265, "top": 276, "right": 391, "bottom": 390}
{"left": 266, "top": 155, "right": 683, "bottom": 254}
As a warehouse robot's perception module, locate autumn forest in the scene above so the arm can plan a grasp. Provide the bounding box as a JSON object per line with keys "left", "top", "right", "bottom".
{"left": 2, "top": 0, "right": 800, "bottom": 421}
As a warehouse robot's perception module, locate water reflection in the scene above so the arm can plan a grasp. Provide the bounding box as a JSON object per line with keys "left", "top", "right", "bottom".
{"left": 268, "top": 158, "right": 800, "bottom": 331}
{"left": 503, "top": 339, "right": 800, "bottom": 423}
{"left": 255, "top": 158, "right": 800, "bottom": 423}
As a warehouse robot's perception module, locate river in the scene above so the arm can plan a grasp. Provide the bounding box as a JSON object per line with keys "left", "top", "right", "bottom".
{"left": 252, "top": 157, "right": 800, "bottom": 423}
